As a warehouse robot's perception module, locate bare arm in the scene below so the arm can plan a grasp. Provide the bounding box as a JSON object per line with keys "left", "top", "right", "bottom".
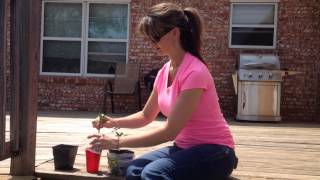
{"left": 118, "top": 88, "right": 203, "bottom": 147}
{"left": 94, "top": 89, "right": 160, "bottom": 129}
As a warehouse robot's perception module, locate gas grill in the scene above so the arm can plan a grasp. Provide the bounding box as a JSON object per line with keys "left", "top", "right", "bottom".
{"left": 236, "top": 53, "right": 282, "bottom": 122}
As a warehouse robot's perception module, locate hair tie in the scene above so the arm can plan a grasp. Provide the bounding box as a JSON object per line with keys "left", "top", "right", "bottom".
{"left": 183, "top": 10, "right": 193, "bottom": 33}
{"left": 183, "top": 10, "right": 189, "bottom": 23}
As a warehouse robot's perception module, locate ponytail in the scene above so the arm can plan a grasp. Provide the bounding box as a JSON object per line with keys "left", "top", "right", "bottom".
{"left": 181, "top": 8, "right": 206, "bottom": 65}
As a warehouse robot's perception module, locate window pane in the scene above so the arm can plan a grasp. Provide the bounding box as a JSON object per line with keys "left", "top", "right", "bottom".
{"left": 232, "top": 4, "right": 275, "bottom": 25}
{"left": 231, "top": 27, "right": 274, "bottom": 46}
{"left": 89, "top": 4, "right": 128, "bottom": 39}
{"left": 42, "top": 41, "right": 81, "bottom": 73}
{"left": 87, "top": 42, "right": 126, "bottom": 74}
{"left": 44, "top": 3, "right": 82, "bottom": 37}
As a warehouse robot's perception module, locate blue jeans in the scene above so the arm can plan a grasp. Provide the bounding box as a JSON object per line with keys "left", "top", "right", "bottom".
{"left": 126, "top": 144, "right": 237, "bottom": 180}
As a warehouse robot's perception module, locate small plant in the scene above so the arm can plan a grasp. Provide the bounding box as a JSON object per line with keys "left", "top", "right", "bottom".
{"left": 97, "top": 113, "right": 108, "bottom": 134}
{"left": 114, "top": 130, "right": 124, "bottom": 141}
{"left": 98, "top": 113, "right": 106, "bottom": 122}
{"left": 98, "top": 113, "right": 125, "bottom": 149}
{"left": 97, "top": 113, "right": 133, "bottom": 176}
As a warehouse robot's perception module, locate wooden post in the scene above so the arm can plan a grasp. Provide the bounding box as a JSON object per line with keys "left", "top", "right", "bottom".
{"left": 9, "top": 0, "right": 20, "bottom": 156}
{"left": 0, "top": 0, "right": 8, "bottom": 160}
{"left": 10, "top": 0, "right": 41, "bottom": 175}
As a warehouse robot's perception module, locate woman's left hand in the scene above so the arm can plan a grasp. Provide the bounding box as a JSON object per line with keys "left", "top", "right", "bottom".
{"left": 87, "top": 134, "right": 118, "bottom": 150}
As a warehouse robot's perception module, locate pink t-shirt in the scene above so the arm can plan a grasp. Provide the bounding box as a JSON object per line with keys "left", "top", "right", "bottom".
{"left": 154, "top": 52, "right": 235, "bottom": 149}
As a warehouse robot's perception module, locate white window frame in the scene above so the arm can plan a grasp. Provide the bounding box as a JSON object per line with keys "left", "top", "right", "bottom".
{"left": 40, "top": 0, "right": 131, "bottom": 77}
{"left": 229, "top": 2, "right": 278, "bottom": 49}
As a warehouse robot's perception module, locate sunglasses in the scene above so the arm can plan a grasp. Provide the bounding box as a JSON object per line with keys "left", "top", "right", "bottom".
{"left": 149, "top": 28, "right": 174, "bottom": 43}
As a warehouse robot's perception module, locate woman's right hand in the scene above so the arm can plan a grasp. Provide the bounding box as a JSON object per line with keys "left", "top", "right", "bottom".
{"left": 92, "top": 114, "right": 116, "bottom": 129}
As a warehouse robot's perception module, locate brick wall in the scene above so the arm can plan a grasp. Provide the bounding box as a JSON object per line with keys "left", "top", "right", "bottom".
{"left": 23, "top": 0, "right": 320, "bottom": 121}
{"left": 277, "top": 0, "right": 320, "bottom": 121}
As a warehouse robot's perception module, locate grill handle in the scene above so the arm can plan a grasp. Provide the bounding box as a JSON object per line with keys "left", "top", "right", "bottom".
{"left": 242, "top": 91, "right": 246, "bottom": 110}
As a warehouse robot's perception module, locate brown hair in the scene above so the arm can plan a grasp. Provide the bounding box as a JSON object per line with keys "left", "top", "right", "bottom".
{"left": 138, "top": 3, "right": 205, "bottom": 64}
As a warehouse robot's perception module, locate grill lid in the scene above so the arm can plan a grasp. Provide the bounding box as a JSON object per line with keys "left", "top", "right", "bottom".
{"left": 238, "top": 53, "right": 282, "bottom": 82}
{"left": 239, "top": 54, "right": 280, "bottom": 70}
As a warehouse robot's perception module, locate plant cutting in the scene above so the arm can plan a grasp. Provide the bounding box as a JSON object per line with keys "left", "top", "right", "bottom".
{"left": 97, "top": 113, "right": 135, "bottom": 176}
{"left": 97, "top": 113, "right": 108, "bottom": 134}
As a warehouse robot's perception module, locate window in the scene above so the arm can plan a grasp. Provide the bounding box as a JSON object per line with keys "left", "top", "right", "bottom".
{"left": 40, "top": 1, "right": 130, "bottom": 76}
{"left": 229, "top": 3, "right": 277, "bottom": 49}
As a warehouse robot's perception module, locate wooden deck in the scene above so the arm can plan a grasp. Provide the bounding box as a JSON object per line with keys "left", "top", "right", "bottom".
{"left": 0, "top": 111, "right": 320, "bottom": 180}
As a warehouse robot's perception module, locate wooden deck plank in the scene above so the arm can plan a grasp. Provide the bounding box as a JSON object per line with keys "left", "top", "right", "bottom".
{"left": 0, "top": 111, "right": 319, "bottom": 180}
{"left": 0, "top": 175, "right": 36, "bottom": 180}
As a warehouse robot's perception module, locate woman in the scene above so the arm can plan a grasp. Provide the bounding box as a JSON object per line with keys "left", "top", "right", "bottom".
{"left": 89, "top": 2, "right": 237, "bottom": 180}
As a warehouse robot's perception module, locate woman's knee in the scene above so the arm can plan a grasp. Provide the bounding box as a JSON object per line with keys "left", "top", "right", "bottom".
{"left": 126, "top": 164, "right": 140, "bottom": 178}
{"left": 125, "top": 158, "right": 150, "bottom": 180}
{"left": 140, "top": 159, "right": 174, "bottom": 180}
{"left": 126, "top": 159, "right": 166, "bottom": 180}
{"left": 141, "top": 165, "right": 162, "bottom": 180}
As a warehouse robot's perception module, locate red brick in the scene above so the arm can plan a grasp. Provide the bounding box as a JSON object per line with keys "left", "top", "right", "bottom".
{"left": 5, "top": 0, "right": 320, "bottom": 122}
